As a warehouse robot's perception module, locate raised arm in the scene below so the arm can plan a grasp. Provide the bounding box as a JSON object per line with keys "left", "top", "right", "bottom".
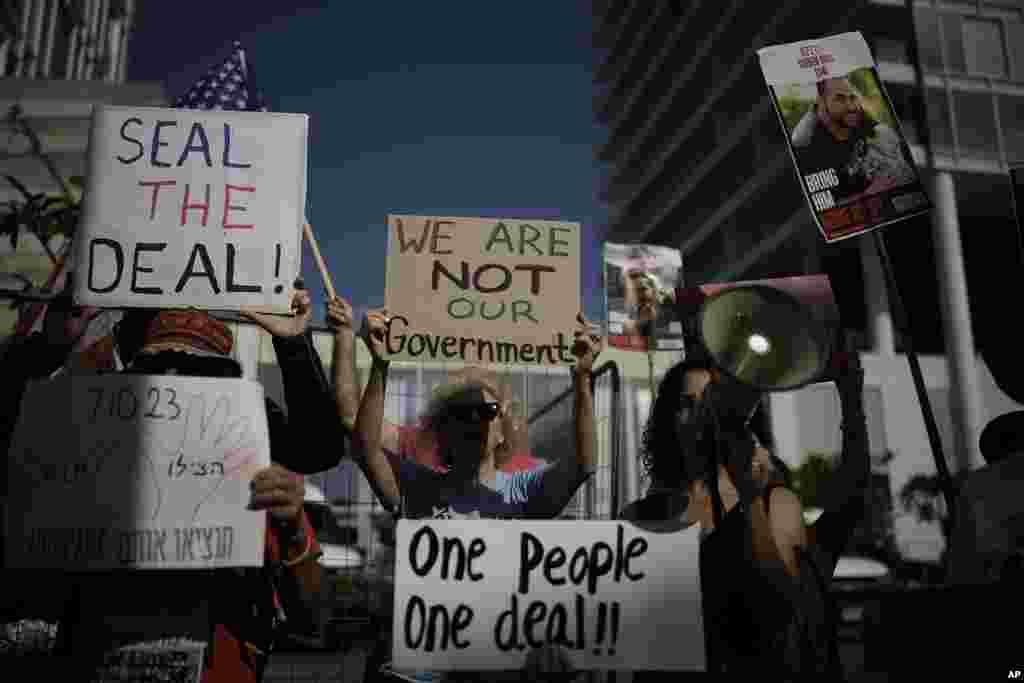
{"left": 808, "top": 353, "right": 870, "bottom": 574}
{"left": 573, "top": 312, "right": 602, "bottom": 479}
{"left": 527, "top": 313, "right": 602, "bottom": 518}
{"left": 325, "top": 296, "right": 404, "bottom": 456}
{"left": 351, "top": 309, "right": 402, "bottom": 512}
{"left": 243, "top": 287, "right": 349, "bottom": 474}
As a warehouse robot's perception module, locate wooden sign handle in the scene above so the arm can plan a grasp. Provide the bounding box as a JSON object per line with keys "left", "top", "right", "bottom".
{"left": 302, "top": 222, "right": 337, "bottom": 301}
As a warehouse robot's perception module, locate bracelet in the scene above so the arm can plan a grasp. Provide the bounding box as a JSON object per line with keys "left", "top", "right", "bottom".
{"left": 283, "top": 528, "right": 314, "bottom": 568}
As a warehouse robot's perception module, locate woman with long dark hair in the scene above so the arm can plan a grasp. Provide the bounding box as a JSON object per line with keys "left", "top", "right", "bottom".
{"left": 621, "top": 351, "right": 868, "bottom": 679}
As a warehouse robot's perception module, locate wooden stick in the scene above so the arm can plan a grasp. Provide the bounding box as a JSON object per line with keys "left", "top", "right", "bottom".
{"left": 302, "top": 222, "right": 337, "bottom": 300}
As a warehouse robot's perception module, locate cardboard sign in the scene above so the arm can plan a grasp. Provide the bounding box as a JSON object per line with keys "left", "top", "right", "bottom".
{"left": 604, "top": 242, "right": 684, "bottom": 352}
{"left": 391, "top": 520, "right": 704, "bottom": 672}
{"left": 757, "top": 32, "right": 930, "bottom": 242}
{"left": 384, "top": 215, "right": 581, "bottom": 366}
{"left": 73, "top": 105, "right": 307, "bottom": 312}
{"left": 4, "top": 374, "right": 271, "bottom": 569}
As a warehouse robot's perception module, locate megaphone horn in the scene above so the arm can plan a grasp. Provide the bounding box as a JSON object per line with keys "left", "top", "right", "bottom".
{"left": 690, "top": 275, "right": 839, "bottom": 393}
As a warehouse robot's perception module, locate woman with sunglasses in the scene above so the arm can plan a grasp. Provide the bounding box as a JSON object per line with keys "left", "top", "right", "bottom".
{"left": 351, "top": 308, "right": 602, "bottom": 520}
{"left": 352, "top": 308, "right": 601, "bottom": 683}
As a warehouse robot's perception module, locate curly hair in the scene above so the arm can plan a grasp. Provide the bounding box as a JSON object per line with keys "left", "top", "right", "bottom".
{"left": 419, "top": 366, "right": 527, "bottom": 469}
{"left": 640, "top": 359, "right": 776, "bottom": 489}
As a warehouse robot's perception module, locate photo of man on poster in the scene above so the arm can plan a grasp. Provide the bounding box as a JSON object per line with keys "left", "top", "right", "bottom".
{"left": 790, "top": 71, "right": 916, "bottom": 203}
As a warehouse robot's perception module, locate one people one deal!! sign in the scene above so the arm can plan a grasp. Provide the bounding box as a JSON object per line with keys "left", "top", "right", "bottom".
{"left": 4, "top": 374, "right": 271, "bottom": 570}
{"left": 391, "top": 520, "right": 704, "bottom": 672}
{"left": 384, "top": 215, "right": 581, "bottom": 366}
{"left": 758, "top": 32, "right": 931, "bottom": 242}
{"left": 73, "top": 105, "right": 308, "bottom": 312}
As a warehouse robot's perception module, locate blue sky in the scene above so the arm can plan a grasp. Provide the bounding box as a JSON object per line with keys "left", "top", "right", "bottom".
{"left": 128, "top": 1, "right": 608, "bottom": 324}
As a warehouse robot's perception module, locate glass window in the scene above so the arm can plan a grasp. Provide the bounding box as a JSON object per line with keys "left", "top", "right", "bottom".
{"left": 926, "top": 89, "right": 955, "bottom": 156}
{"left": 999, "top": 94, "right": 1024, "bottom": 162}
{"left": 887, "top": 84, "right": 921, "bottom": 144}
{"left": 953, "top": 91, "right": 998, "bottom": 159}
{"left": 875, "top": 37, "right": 910, "bottom": 65}
{"left": 963, "top": 17, "right": 1007, "bottom": 77}
{"left": 913, "top": 8, "right": 945, "bottom": 71}
{"left": 1006, "top": 22, "right": 1024, "bottom": 81}
{"left": 942, "top": 13, "right": 967, "bottom": 74}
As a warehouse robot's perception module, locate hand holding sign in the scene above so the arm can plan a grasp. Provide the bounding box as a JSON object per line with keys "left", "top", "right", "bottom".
{"left": 247, "top": 464, "right": 304, "bottom": 530}
{"left": 325, "top": 296, "right": 355, "bottom": 336}
{"left": 360, "top": 308, "right": 391, "bottom": 362}
{"left": 241, "top": 287, "right": 313, "bottom": 339}
{"left": 572, "top": 312, "right": 603, "bottom": 374}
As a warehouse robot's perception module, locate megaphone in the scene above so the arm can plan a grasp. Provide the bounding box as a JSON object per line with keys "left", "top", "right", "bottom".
{"left": 676, "top": 274, "right": 840, "bottom": 395}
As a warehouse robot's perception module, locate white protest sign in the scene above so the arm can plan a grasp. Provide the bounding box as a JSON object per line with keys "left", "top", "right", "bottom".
{"left": 4, "top": 374, "right": 271, "bottom": 570}
{"left": 384, "top": 215, "right": 581, "bottom": 366}
{"left": 757, "top": 32, "right": 930, "bottom": 242}
{"left": 392, "top": 520, "right": 704, "bottom": 672}
{"left": 73, "top": 104, "right": 307, "bottom": 312}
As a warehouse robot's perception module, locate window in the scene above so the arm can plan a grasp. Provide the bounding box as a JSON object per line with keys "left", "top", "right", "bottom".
{"left": 942, "top": 13, "right": 968, "bottom": 74}
{"left": 999, "top": 94, "right": 1024, "bottom": 162}
{"left": 874, "top": 37, "right": 910, "bottom": 65}
{"left": 1006, "top": 22, "right": 1024, "bottom": 81}
{"left": 914, "top": 8, "right": 945, "bottom": 71}
{"left": 926, "top": 89, "right": 955, "bottom": 156}
{"left": 963, "top": 17, "right": 1007, "bottom": 77}
{"left": 953, "top": 91, "right": 998, "bottom": 159}
{"left": 887, "top": 84, "right": 921, "bottom": 144}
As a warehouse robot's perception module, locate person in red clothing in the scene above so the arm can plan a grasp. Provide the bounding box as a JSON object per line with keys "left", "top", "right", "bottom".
{"left": 327, "top": 296, "right": 546, "bottom": 473}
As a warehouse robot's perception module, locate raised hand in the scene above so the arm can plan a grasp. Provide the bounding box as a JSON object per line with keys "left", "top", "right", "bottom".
{"left": 359, "top": 308, "right": 390, "bottom": 363}
{"left": 572, "top": 312, "right": 603, "bottom": 374}
{"left": 325, "top": 296, "right": 355, "bottom": 338}
{"left": 242, "top": 288, "right": 313, "bottom": 339}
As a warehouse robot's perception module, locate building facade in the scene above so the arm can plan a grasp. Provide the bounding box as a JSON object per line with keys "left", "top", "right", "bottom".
{"left": 593, "top": 0, "right": 1024, "bottom": 562}
{"left": 0, "top": 0, "right": 166, "bottom": 338}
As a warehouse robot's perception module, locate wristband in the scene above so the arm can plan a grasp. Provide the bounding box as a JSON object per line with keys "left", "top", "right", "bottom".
{"left": 283, "top": 527, "right": 314, "bottom": 568}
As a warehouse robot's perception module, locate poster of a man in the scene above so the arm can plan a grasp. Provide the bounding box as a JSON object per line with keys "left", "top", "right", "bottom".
{"left": 792, "top": 73, "right": 917, "bottom": 199}
{"left": 759, "top": 32, "right": 931, "bottom": 242}
{"left": 604, "top": 243, "right": 684, "bottom": 352}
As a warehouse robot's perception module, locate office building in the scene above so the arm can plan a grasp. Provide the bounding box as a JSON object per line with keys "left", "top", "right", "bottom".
{"left": 593, "top": 0, "right": 1024, "bottom": 562}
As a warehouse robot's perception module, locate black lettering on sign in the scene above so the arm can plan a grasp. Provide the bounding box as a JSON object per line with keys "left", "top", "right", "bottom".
{"left": 403, "top": 595, "right": 474, "bottom": 652}
{"left": 494, "top": 593, "right": 586, "bottom": 653}
{"left": 517, "top": 524, "right": 650, "bottom": 594}
{"left": 408, "top": 525, "right": 487, "bottom": 581}
{"left": 173, "top": 526, "right": 233, "bottom": 562}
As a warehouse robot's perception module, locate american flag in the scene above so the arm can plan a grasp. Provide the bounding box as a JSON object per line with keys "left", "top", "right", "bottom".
{"left": 172, "top": 40, "right": 268, "bottom": 111}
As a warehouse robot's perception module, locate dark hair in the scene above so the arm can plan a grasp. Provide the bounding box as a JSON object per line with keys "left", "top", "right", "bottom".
{"left": 640, "top": 358, "right": 776, "bottom": 489}
{"left": 640, "top": 359, "right": 711, "bottom": 489}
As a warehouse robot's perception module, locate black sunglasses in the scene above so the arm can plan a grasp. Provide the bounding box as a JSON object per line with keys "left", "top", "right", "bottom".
{"left": 443, "top": 402, "right": 502, "bottom": 423}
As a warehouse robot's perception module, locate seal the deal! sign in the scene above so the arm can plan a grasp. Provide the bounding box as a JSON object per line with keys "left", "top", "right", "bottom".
{"left": 73, "top": 104, "right": 307, "bottom": 313}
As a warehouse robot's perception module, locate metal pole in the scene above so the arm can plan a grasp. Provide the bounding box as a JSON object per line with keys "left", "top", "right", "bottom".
{"left": 872, "top": 231, "right": 957, "bottom": 523}
{"left": 41, "top": 0, "right": 59, "bottom": 78}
